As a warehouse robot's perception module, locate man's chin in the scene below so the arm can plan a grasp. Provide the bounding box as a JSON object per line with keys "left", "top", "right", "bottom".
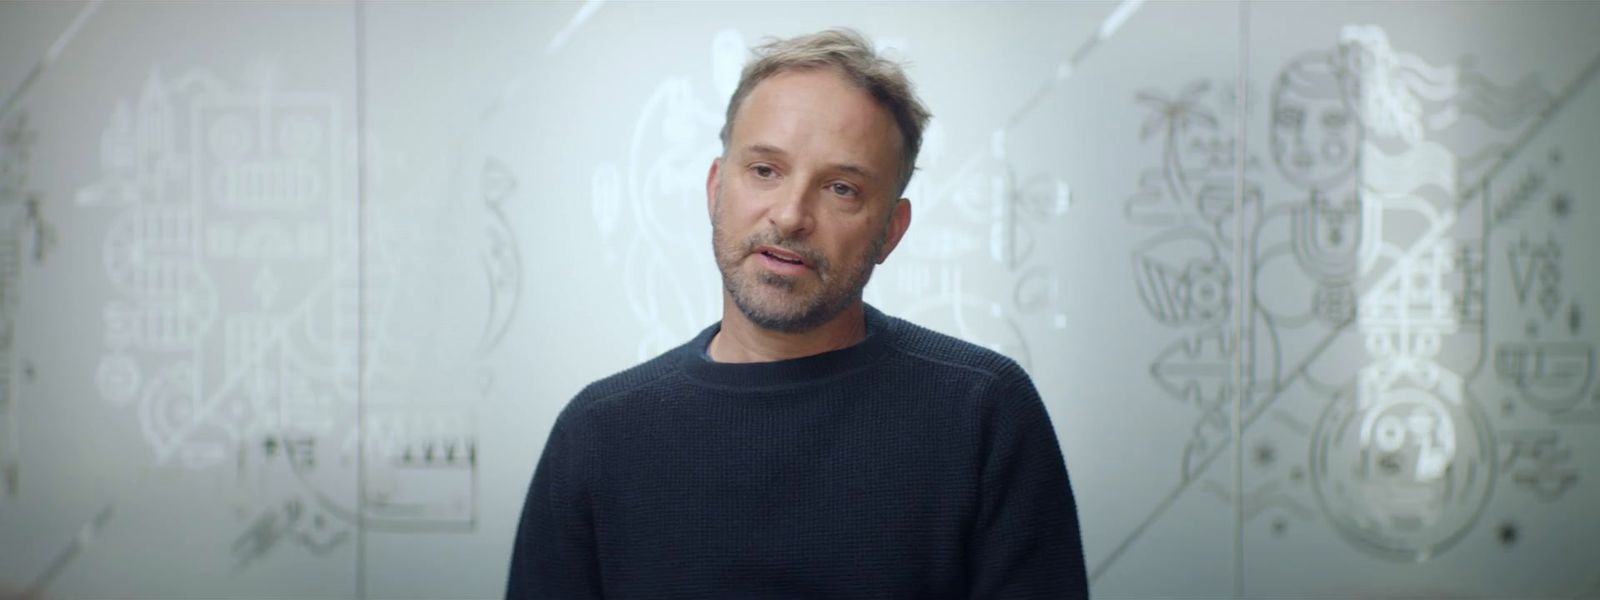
{"left": 732, "top": 295, "right": 827, "bottom": 334}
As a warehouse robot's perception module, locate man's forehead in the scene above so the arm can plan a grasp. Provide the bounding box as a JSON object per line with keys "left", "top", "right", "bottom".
{"left": 729, "top": 70, "right": 901, "bottom": 176}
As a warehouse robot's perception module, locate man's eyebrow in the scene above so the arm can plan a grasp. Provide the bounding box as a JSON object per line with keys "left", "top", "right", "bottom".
{"left": 741, "top": 144, "right": 789, "bottom": 158}
{"left": 829, "top": 162, "right": 878, "bottom": 182}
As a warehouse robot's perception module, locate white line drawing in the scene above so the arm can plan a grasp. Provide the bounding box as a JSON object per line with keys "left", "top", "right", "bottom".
{"left": 1106, "top": 24, "right": 1581, "bottom": 577}
{"left": 1127, "top": 79, "right": 1252, "bottom": 232}
{"left": 478, "top": 158, "right": 522, "bottom": 352}
{"left": 1133, "top": 228, "right": 1231, "bottom": 327}
{"left": 72, "top": 62, "right": 515, "bottom": 564}
{"left": 591, "top": 30, "right": 740, "bottom": 362}
{"left": 78, "top": 67, "right": 345, "bottom": 470}
{"left": 231, "top": 497, "right": 350, "bottom": 569}
{"left": 1497, "top": 342, "right": 1595, "bottom": 415}
{"left": 1310, "top": 26, "right": 1497, "bottom": 562}
{"left": 359, "top": 408, "right": 476, "bottom": 526}
{"left": 1507, "top": 236, "right": 1562, "bottom": 318}
{"left": 1311, "top": 374, "right": 1495, "bottom": 561}
{"left": 1498, "top": 430, "right": 1579, "bottom": 501}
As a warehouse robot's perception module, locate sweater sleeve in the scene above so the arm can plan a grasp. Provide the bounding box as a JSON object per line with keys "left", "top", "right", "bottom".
{"left": 506, "top": 403, "right": 604, "bottom": 600}
{"left": 966, "top": 369, "right": 1089, "bottom": 599}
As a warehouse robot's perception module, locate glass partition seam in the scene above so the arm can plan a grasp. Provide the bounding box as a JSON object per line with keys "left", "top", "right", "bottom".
{"left": 354, "top": 1, "right": 370, "bottom": 598}
{"left": 0, "top": 0, "right": 99, "bottom": 121}
{"left": 7, "top": 3, "right": 103, "bottom": 597}
{"left": 1232, "top": 1, "right": 1250, "bottom": 597}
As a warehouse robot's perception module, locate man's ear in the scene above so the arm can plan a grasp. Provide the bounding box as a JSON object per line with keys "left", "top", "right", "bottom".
{"left": 876, "top": 198, "right": 913, "bottom": 264}
{"left": 705, "top": 158, "right": 722, "bottom": 219}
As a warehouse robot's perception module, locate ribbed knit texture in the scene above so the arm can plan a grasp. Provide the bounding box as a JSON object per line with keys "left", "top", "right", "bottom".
{"left": 506, "top": 305, "right": 1087, "bottom": 599}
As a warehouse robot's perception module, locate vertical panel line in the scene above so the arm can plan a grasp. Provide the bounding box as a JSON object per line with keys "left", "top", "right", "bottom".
{"left": 1232, "top": 1, "right": 1250, "bottom": 597}
{"left": 0, "top": 0, "right": 100, "bottom": 120}
{"left": 353, "top": 1, "right": 369, "bottom": 598}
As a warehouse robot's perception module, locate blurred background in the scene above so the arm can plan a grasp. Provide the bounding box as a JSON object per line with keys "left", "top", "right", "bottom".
{"left": 1, "top": 1, "right": 1597, "bottom": 598}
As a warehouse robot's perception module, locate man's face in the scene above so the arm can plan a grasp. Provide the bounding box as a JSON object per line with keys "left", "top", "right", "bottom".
{"left": 708, "top": 67, "right": 911, "bottom": 333}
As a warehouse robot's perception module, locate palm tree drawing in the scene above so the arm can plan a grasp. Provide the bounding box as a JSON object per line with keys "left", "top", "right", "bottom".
{"left": 1136, "top": 80, "right": 1219, "bottom": 212}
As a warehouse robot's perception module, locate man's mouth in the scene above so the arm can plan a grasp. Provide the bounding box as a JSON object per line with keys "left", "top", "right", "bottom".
{"left": 755, "top": 245, "right": 808, "bottom": 268}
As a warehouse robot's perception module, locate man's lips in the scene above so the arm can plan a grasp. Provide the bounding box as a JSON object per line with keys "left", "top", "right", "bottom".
{"left": 754, "top": 245, "right": 809, "bottom": 268}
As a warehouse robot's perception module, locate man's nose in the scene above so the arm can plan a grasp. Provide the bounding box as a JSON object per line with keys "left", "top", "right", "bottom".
{"left": 768, "top": 181, "right": 814, "bottom": 238}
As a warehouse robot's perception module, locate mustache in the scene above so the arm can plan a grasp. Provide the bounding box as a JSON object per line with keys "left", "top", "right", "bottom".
{"left": 743, "top": 231, "right": 827, "bottom": 270}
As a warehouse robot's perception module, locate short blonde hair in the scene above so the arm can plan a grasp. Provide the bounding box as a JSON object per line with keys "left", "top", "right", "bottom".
{"left": 719, "top": 28, "right": 932, "bottom": 196}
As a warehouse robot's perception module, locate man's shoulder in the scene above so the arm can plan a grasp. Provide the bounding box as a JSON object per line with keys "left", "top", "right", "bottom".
{"left": 564, "top": 339, "right": 693, "bottom": 416}
{"left": 881, "top": 311, "right": 1030, "bottom": 386}
{"left": 881, "top": 312, "right": 1055, "bottom": 434}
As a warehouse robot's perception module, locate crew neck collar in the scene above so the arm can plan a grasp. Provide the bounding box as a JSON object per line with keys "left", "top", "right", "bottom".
{"left": 679, "top": 304, "right": 897, "bottom": 389}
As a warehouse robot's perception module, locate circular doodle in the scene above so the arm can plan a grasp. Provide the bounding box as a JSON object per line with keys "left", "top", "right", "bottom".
{"left": 1310, "top": 385, "right": 1495, "bottom": 561}
{"left": 95, "top": 353, "right": 141, "bottom": 407}
{"left": 1183, "top": 259, "right": 1230, "bottom": 321}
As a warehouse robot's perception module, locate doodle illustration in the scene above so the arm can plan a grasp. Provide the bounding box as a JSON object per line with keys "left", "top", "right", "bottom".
{"left": 1108, "top": 21, "right": 1595, "bottom": 578}
{"left": 590, "top": 30, "right": 736, "bottom": 361}
{"left": 74, "top": 63, "right": 520, "bottom": 564}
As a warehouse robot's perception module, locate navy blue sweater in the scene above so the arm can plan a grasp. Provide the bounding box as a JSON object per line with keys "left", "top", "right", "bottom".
{"left": 507, "top": 306, "right": 1087, "bottom": 599}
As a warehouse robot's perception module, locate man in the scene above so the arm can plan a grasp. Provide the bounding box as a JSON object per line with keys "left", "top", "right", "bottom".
{"left": 507, "top": 29, "right": 1087, "bottom": 599}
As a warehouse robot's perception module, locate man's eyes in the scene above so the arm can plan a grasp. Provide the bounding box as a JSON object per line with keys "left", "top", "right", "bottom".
{"left": 747, "top": 164, "right": 858, "bottom": 198}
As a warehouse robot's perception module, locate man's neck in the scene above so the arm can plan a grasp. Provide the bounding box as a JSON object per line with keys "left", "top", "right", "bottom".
{"left": 708, "top": 300, "right": 868, "bottom": 363}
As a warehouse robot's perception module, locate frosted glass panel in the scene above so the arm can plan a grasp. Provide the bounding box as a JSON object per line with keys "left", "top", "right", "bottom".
{"left": 0, "top": 2, "right": 359, "bottom": 597}
{"left": 1, "top": 1, "right": 1595, "bottom": 598}
{"left": 1240, "top": 2, "right": 1600, "bottom": 596}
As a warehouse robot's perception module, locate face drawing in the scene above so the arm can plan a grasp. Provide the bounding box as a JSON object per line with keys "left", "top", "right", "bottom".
{"left": 1271, "top": 52, "right": 1361, "bottom": 191}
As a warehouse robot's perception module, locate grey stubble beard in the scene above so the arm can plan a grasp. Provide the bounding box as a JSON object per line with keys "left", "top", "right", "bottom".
{"left": 711, "top": 182, "right": 890, "bottom": 334}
